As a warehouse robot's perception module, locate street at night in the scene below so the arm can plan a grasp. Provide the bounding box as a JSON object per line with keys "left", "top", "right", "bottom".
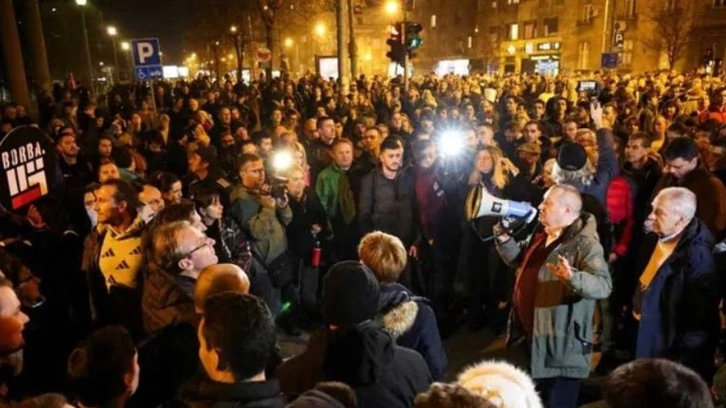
{"left": 2, "top": 0, "right": 726, "bottom": 407}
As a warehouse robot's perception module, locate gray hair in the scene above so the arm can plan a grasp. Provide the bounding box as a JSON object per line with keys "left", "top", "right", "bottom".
{"left": 550, "top": 183, "right": 583, "bottom": 215}
{"left": 654, "top": 187, "right": 697, "bottom": 221}
{"left": 552, "top": 161, "right": 595, "bottom": 186}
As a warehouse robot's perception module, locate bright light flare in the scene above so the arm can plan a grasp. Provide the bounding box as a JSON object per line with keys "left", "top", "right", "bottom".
{"left": 272, "top": 150, "right": 293, "bottom": 172}
{"left": 439, "top": 130, "right": 465, "bottom": 157}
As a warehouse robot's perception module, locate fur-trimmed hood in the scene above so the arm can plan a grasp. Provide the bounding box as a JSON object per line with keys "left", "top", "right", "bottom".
{"left": 378, "top": 283, "right": 418, "bottom": 338}
{"left": 458, "top": 360, "right": 543, "bottom": 408}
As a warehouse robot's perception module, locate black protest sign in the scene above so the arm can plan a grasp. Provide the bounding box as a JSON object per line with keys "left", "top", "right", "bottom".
{"left": 0, "top": 126, "right": 57, "bottom": 213}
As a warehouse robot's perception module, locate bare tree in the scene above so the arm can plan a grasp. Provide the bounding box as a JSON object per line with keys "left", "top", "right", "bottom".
{"left": 641, "top": 0, "right": 697, "bottom": 70}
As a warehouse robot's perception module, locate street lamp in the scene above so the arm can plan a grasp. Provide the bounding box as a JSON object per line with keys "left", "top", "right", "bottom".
{"left": 120, "top": 41, "right": 130, "bottom": 51}
{"left": 230, "top": 25, "right": 237, "bottom": 33}
{"left": 314, "top": 22, "right": 326, "bottom": 37}
{"left": 284, "top": 38, "right": 294, "bottom": 48}
{"left": 75, "top": 0, "right": 93, "bottom": 87}
{"left": 107, "top": 26, "right": 119, "bottom": 83}
{"left": 385, "top": 0, "right": 400, "bottom": 15}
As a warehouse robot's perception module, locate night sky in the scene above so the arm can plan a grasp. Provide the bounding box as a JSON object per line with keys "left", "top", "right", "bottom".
{"left": 99, "top": 0, "right": 194, "bottom": 64}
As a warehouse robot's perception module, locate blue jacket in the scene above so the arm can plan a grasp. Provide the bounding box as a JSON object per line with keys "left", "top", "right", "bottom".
{"left": 378, "top": 283, "right": 448, "bottom": 380}
{"left": 634, "top": 218, "right": 720, "bottom": 379}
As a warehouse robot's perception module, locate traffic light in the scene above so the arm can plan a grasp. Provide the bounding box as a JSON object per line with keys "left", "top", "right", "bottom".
{"left": 386, "top": 22, "right": 405, "bottom": 65}
{"left": 405, "top": 22, "right": 423, "bottom": 51}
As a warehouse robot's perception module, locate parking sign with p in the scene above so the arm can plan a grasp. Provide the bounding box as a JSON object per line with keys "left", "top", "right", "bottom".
{"left": 131, "top": 38, "right": 163, "bottom": 80}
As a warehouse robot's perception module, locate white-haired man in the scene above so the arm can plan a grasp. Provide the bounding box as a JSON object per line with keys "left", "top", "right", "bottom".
{"left": 632, "top": 187, "right": 719, "bottom": 382}
{"left": 494, "top": 184, "right": 611, "bottom": 408}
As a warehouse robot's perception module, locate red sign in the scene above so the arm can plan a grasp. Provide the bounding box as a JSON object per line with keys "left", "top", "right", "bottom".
{"left": 257, "top": 47, "right": 272, "bottom": 62}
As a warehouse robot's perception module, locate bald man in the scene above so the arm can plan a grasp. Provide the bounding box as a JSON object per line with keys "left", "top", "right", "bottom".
{"left": 494, "top": 184, "right": 611, "bottom": 408}
{"left": 194, "top": 264, "right": 250, "bottom": 313}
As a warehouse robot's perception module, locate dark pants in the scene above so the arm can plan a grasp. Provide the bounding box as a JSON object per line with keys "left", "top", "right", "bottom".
{"left": 536, "top": 377, "right": 581, "bottom": 408}
{"left": 250, "top": 271, "right": 281, "bottom": 315}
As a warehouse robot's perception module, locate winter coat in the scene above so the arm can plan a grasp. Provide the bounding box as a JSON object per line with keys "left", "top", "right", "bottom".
{"left": 651, "top": 163, "right": 726, "bottom": 240}
{"left": 379, "top": 283, "right": 448, "bottom": 380}
{"left": 141, "top": 267, "right": 197, "bottom": 334}
{"left": 81, "top": 217, "right": 146, "bottom": 334}
{"left": 171, "top": 375, "right": 287, "bottom": 408}
{"left": 358, "top": 166, "right": 419, "bottom": 246}
{"left": 495, "top": 213, "right": 612, "bottom": 379}
{"left": 227, "top": 186, "right": 292, "bottom": 271}
{"left": 633, "top": 218, "right": 719, "bottom": 381}
{"left": 278, "top": 321, "right": 432, "bottom": 408}
{"left": 287, "top": 189, "right": 329, "bottom": 266}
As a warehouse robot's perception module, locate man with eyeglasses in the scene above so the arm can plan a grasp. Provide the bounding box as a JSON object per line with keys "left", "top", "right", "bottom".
{"left": 142, "top": 221, "right": 218, "bottom": 333}
{"left": 228, "top": 153, "right": 292, "bottom": 317}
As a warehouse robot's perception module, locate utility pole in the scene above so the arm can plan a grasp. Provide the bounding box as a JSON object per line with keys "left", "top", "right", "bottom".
{"left": 336, "top": 0, "right": 349, "bottom": 103}
{"left": 347, "top": 0, "right": 357, "bottom": 80}
{"left": 76, "top": 0, "right": 94, "bottom": 89}
{"left": 402, "top": 17, "right": 408, "bottom": 91}
{"left": 0, "top": 0, "right": 31, "bottom": 109}
{"left": 25, "top": 0, "right": 52, "bottom": 95}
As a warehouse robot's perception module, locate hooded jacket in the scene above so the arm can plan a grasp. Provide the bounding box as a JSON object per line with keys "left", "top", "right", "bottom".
{"left": 378, "top": 283, "right": 447, "bottom": 380}
{"left": 278, "top": 321, "right": 432, "bottom": 408}
{"left": 496, "top": 213, "right": 612, "bottom": 379}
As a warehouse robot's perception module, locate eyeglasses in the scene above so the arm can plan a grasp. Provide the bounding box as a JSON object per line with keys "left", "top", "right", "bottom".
{"left": 181, "top": 237, "right": 213, "bottom": 259}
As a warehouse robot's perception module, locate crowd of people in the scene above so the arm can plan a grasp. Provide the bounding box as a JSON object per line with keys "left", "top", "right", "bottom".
{"left": 1, "top": 68, "right": 726, "bottom": 407}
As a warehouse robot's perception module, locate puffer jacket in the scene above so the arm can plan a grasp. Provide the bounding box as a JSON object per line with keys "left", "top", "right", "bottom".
{"left": 379, "top": 283, "right": 447, "bottom": 380}
{"left": 495, "top": 213, "right": 612, "bottom": 379}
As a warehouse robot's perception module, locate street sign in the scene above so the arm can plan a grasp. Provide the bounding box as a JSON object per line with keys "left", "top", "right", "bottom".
{"left": 131, "top": 38, "right": 163, "bottom": 81}
{"left": 135, "top": 66, "right": 163, "bottom": 80}
{"left": 601, "top": 53, "right": 618, "bottom": 69}
{"left": 257, "top": 47, "right": 272, "bottom": 62}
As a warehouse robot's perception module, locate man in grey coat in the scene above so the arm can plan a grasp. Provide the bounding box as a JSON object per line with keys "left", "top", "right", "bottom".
{"left": 227, "top": 153, "right": 292, "bottom": 315}
{"left": 494, "top": 184, "right": 611, "bottom": 408}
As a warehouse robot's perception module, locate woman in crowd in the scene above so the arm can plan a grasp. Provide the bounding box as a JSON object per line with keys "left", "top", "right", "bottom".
{"left": 456, "top": 146, "right": 537, "bottom": 332}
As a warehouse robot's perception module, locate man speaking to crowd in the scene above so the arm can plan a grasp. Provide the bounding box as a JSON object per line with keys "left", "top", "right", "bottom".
{"left": 493, "top": 183, "right": 611, "bottom": 408}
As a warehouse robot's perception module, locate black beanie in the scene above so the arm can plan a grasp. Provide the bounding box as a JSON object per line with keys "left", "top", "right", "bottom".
{"left": 322, "top": 261, "right": 380, "bottom": 327}
{"left": 557, "top": 142, "right": 588, "bottom": 171}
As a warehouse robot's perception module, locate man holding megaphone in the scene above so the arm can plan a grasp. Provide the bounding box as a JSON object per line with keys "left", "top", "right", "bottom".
{"left": 492, "top": 184, "right": 611, "bottom": 408}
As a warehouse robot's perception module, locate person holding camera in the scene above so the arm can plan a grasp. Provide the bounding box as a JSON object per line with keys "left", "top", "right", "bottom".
{"left": 227, "top": 153, "right": 293, "bottom": 319}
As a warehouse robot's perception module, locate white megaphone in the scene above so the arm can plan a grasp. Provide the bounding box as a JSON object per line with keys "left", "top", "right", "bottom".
{"left": 465, "top": 184, "right": 538, "bottom": 224}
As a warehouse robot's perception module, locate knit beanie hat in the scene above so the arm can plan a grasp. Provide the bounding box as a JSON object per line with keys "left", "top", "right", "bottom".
{"left": 458, "top": 360, "right": 544, "bottom": 408}
{"left": 322, "top": 261, "right": 380, "bottom": 327}
{"left": 557, "top": 142, "right": 588, "bottom": 171}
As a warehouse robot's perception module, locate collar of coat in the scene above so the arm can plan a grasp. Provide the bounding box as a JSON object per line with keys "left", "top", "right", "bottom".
{"left": 96, "top": 215, "right": 145, "bottom": 239}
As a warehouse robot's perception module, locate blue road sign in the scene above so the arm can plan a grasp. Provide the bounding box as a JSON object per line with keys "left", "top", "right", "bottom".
{"left": 135, "top": 66, "right": 163, "bottom": 80}
{"left": 601, "top": 53, "right": 618, "bottom": 69}
{"left": 131, "top": 38, "right": 163, "bottom": 80}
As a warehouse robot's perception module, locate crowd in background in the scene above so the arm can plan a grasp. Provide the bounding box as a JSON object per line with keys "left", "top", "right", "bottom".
{"left": 1, "top": 68, "right": 726, "bottom": 407}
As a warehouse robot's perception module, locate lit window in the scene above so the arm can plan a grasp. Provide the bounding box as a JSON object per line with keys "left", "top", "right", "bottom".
{"left": 509, "top": 23, "right": 519, "bottom": 40}
{"left": 468, "top": 36, "right": 473, "bottom": 48}
{"left": 625, "top": 0, "right": 637, "bottom": 15}
{"left": 431, "top": 14, "right": 437, "bottom": 28}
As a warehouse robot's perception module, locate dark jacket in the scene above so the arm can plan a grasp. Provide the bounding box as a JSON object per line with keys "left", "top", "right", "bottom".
{"left": 173, "top": 375, "right": 287, "bottom": 408}
{"left": 141, "top": 267, "right": 197, "bottom": 334}
{"left": 358, "top": 166, "right": 418, "bottom": 246}
{"left": 651, "top": 163, "right": 726, "bottom": 240}
{"left": 379, "top": 283, "right": 447, "bottom": 380}
{"left": 633, "top": 218, "right": 719, "bottom": 380}
{"left": 278, "top": 321, "right": 432, "bottom": 408}
{"left": 287, "top": 189, "right": 328, "bottom": 266}
{"left": 560, "top": 128, "right": 619, "bottom": 206}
